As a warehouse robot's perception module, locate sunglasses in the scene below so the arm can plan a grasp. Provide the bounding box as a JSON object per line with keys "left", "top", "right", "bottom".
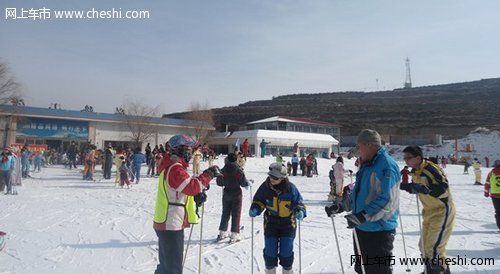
{"left": 403, "top": 156, "right": 415, "bottom": 161}
{"left": 269, "top": 175, "right": 281, "bottom": 180}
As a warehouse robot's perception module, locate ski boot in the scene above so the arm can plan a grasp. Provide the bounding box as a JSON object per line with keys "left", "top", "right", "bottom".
{"left": 265, "top": 267, "right": 276, "bottom": 274}
{"left": 282, "top": 267, "right": 294, "bottom": 274}
{"left": 229, "top": 232, "right": 241, "bottom": 243}
{"left": 216, "top": 230, "right": 228, "bottom": 242}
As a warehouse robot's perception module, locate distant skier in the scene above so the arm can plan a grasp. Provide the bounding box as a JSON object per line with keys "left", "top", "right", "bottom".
{"left": 472, "top": 158, "right": 482, "bottom": 185}
{"left": 131, "top": 147, "right": 145, "bottom": 183}
{"left": 118, "top": 158, "right": 133, "bottom": 189}
{"left": 260, "top": 139, "right": 270, "bottom": 158}
{"left": 216, "top": 153, "right": 250, "bottom": 242}
{"left": 249, "top": 162, "right": 306, "bottom": 274}
{"left": 291, "top": 154, "right": 299, "bottom": 176}
{"left": 103, "top": 144, "right": 113, "bottom": 179}
{"left": 0, "top": 147, "right": 16, "bottom": 194}
{"left": 192, "top": 147, "right": 202, "bottom": 176}
{"left": 242, "top": 138, "right": 249, "bottom": 159}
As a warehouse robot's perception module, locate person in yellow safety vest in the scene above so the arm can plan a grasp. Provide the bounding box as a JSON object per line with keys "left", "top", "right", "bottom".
{"left": 153, "top": 134, "right": 221, "bottom": 274}
{"left": 484, "top": 160, "right": 500, "bottom": 231}
{"left": 472, "top": 158, "right": 482, "bottom": 185}
{"left": 401, "top": 145, "right": 455, "bottom": 274}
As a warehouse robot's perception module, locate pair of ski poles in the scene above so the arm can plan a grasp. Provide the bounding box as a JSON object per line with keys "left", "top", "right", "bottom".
{"left": 329, "top": 194, "right": 420, "bottom": 274}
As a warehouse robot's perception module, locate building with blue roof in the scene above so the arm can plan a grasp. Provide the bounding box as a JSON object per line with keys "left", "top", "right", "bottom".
{"left": 0, "top": 105, "right": 214, "bottom": 151}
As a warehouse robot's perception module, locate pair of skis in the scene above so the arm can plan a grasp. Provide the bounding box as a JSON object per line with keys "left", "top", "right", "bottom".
{"left": 0, "top": 231, "right": 6, "bottom": 251}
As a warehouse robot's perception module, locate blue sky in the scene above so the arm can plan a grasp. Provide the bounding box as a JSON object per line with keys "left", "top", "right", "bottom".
{"left": 1, "top": 0, "right": 499, "bottom": 114}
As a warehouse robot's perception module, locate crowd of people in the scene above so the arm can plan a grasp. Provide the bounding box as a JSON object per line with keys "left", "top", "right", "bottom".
{"left": 2, "top": 131, "right": 499, "bottom": 274}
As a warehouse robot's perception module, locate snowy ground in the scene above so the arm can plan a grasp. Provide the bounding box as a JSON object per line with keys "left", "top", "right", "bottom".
{"left": 1, "top": 155, "right": 499, "bottom": 274}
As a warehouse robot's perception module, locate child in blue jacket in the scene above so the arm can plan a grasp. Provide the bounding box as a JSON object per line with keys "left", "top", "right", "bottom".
{"left": 249, "top": 163, "right": 306, "bottom": 274}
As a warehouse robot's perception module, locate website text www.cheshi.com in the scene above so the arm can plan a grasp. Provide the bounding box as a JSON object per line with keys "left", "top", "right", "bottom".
{"left": 350, "top": 255, "right": 495, "bottom": 267}
{"left": 5, "top": 7, "right": 150, "bottom": 21}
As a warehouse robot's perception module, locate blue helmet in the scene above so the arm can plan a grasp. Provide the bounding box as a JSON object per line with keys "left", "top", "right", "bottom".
{"left": 168, "top": 134, "right": 198, "bottom": 162}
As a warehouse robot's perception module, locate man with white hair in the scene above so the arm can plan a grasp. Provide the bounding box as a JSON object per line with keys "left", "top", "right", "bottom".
{"left": 327, "top": 129, "right": 400, "bottom": 274}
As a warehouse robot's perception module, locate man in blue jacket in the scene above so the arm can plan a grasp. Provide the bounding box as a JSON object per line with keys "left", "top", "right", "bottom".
{"left": 326, "top": 129, "right": 400, "bottom": 274}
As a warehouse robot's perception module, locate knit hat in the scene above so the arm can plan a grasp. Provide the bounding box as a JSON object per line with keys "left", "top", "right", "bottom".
{"left": 268, "top": 163, "right": 287, "bottom": 179}
{"left": 357, "top": 129, "right": 382, "bottom": 146}
{"left": 227, "top": 153, "right": 237, "bottom": 163}
{"left": 495, "top": 160, "right": 500, "bottom": 168}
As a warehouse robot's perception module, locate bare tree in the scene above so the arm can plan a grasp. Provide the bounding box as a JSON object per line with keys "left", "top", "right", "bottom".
{"left": 0, "top": 62, "right": 22, "bottom": 105}
{"left": 184, "top": 101, "right": 214, "bottom": 143}
{"left": 120, "top": 100, "right": 161, "bottom": 148}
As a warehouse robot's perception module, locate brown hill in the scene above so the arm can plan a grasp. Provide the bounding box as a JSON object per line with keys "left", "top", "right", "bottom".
{"left": 165, "top": 78, "right": 500, "bottom": 138}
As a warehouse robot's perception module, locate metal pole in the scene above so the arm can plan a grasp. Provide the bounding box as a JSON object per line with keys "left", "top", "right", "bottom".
{"left": 198, "top": 203, "right": 204, "bottom": 274}
{"left": 416, "top": 195, "right": 427, "bottom": 274}
{"left": 399, "top": 214, "right": 411, "bottom": 272}
{"left": 330, "top": 216, "right": 345, "bottom": 274}
{"left": 183, "top": 225, "right": 194, "bottom": 268}
{"left": 298, "top": 220, "right": 302, "bottom": 274}
{"left": 353, "top": 229, "right": 365, "bottom": 274}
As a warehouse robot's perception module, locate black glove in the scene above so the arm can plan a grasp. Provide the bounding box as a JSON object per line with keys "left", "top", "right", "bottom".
{"left": 400, "top": 183, "right": 430, "bottom": 194}
{"left": 325, "top": 204, "right": 343, "bottom": 217}
{"left": 344, "top": 211, "right": 367, "bottom": 229}
{"left": 204, "top": 166, "right": 222, "bottom": 178}
{"left": 348, "top": 169, "right": 353, "bottom": 175}
{"left": 194, "top": 191, "right": 207, "bottom": 207}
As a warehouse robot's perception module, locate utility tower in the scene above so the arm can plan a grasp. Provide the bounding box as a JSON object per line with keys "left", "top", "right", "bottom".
{"left": 404, "top": 57, "right": 412, "bottom": 88}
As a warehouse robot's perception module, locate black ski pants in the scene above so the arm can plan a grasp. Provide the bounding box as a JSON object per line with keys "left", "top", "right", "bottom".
{"left": 218, "top": 189, "right": 243, "bottom": 233}
{"left": 493, "top": 197, "right": 500, "bottom": 230}
{"left": 155, "top": 230, "right": 184, "bottom": 274}
{"left": 353, "top": 228, "right": 395, "bottom": 274}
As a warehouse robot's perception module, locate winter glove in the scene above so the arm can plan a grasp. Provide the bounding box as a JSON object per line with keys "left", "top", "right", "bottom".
{"left": 348, "top": 169, "right": 353, "bottom": 175}
{"left": 249, "top": 207, "right": 259, "bottom": 218}
{"left": 204, "top": 166, "right": 222, "bottom": 178}
{"left": 484, "top": 192, "right": 490, "bottom": 198}
{"left": 344, "top": 211, "right": 367, "bottom": 229}
{"left": 194, "top": 191, "right": 207, "bottom": 207}
{"left": 400, "top": 183, "right": 430, "bottom": 194}
{"left": 244, "top": 179, "right": 253, "bottom": 190}
{"left": 295, "top": 210, "right": 305, "bottom": 221}
{"left": 325, "top": 204, "right": 343, "bottom": 217}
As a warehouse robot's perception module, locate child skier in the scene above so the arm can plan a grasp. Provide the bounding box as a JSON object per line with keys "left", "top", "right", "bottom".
{"left": 118, "top": 158, "right": 133, "bottom": 189}
{"left": 473, "top": 158, "right": 482, "bottom": 185}
{"left": 249, "top": 163, "right": 306, "bottom": 274}
{"left": 216, "top": 153, "right": 250, "bottom": 242}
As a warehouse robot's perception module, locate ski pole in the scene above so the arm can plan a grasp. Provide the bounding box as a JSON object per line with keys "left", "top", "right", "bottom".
{"left": 298, "top": 219, "right": 302, "bottom": 274}
{"left": 198, "top": 202, "right": 205, "bottom": 274}
{"left": 416, "top": 195, "right": 427, "bottom": 274}
{"left": 399, "top": 214, "right": 411, "bottom": 272}
{"left": 249, "top": 181, "right": 254, "bottom": 274}
{"left": 353, "top": 229, "right": 365, "bottom": 274}
{"left": 330, "top": 216, "right": 345, "bottom": 274}
{"left": 183, "top": 225, "right": 194, "bottom": 268}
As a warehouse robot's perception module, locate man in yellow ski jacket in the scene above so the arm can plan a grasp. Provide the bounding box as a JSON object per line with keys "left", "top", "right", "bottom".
{"left": 401, "top": 146, "right": 455, "bottom": 274}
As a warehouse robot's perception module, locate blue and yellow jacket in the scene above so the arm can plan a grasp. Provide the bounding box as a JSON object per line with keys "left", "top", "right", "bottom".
{"left": 250, "top": 178, "right": 306, "bottom": 228}
{"left": 352, "top": 147, "right": 400, "bottom": 232}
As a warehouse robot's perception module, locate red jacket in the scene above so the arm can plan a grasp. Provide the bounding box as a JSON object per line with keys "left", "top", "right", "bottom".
{"left": 485, "top": 167, "right": 500, "bottom": 198}
{"left": 153, "top": 156, "right": 212, "bottom": 231}
{"left": 242, "top": 141, "right": 249, "bottom": 155}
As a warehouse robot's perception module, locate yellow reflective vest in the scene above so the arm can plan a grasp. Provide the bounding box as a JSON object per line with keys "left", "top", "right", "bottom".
{"left": 153, "top": 163, "right": 198, "bottom": 231}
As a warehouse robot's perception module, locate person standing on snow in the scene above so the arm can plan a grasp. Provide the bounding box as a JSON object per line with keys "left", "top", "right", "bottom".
{"left": 249, "top": 162, "right": 306, "bottom": 274}
{"left": 400, "top": 145, "right": 455, "bottom": 274}
{"left": 472, "top": 158, "right": 482, "bottom": 185}
{"left": 484, "top": 160, "right": 500, "bottom": 231}
{"left": 131, "top": 147, "right": 145, "bottom": 184}
{"left": 260, "top": 139, "right": 271, "bottom": 158}
{"left": 242, "top": 138, "right": 249, "bottom": 159}
{"left": 103, "top": 144, "right": 113, "bottom": 180}
{"left": 0, "top": 147, "right": 16, "bottom": 194}
{"left": 192, "top": 146, "right": 202, "bottom": 176}
{"left": 215, "top": 153, "right": 250, "bottom": 242}
{"left": 153, "top": 134, "right": 221, "bottom": 274}
{"left": 326, "top": 129, "right": 400, "bottom": 274}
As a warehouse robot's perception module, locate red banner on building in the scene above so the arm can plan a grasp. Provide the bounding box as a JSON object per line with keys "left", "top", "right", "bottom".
{"left": 10, "top": 143, "right": 48, "bottom": 153}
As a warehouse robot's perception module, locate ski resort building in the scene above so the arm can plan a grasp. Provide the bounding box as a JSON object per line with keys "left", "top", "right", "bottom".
{"left": 0, "top": 105, "right": 214, "bottom": 151}
{"left": 209, "top": 116, "right": 340, "bottom": 157}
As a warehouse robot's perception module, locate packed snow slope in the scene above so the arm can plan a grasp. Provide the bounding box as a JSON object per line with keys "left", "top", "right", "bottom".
{"left": 1, "top": 154, "right": 499, "bottom": 273}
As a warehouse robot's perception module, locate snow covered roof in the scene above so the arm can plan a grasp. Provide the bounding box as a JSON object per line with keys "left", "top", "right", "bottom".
{"left": 227, "top": 129, "right": 338, "bottom": 148}
{"left": 246, "top": 116, "right": 339, "bottom": 127}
